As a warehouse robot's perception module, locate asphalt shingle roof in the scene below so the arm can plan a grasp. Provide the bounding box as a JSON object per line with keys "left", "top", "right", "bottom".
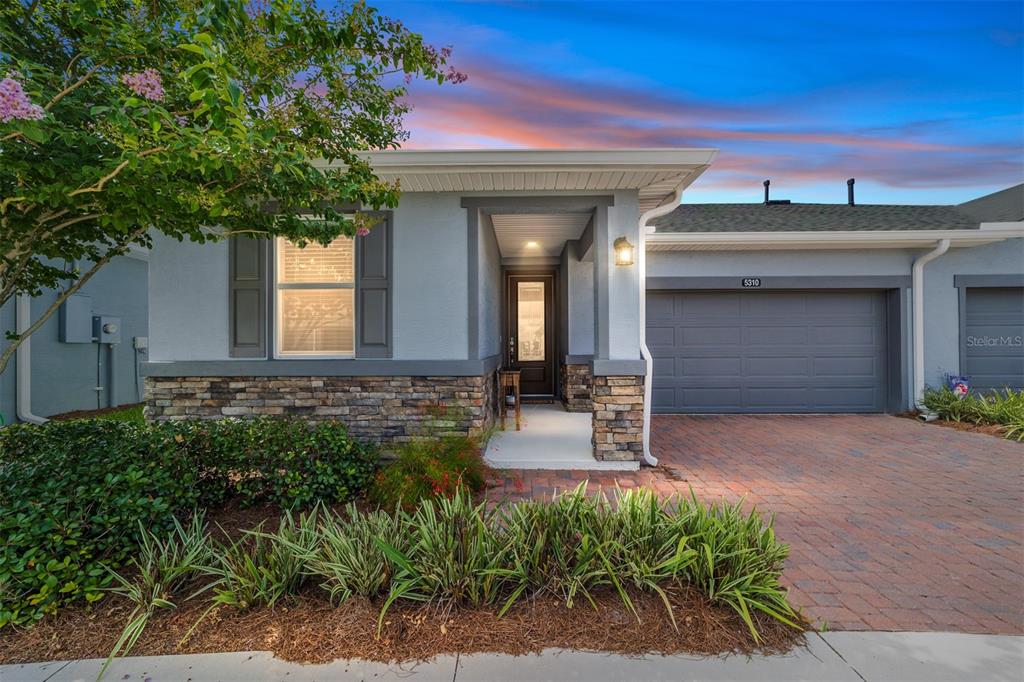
{"left": 651, "top": 203, "right": 984, "bottom": 233}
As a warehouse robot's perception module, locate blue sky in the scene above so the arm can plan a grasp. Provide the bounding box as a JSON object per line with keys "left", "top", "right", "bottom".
{"left": 375, "top": 0, "right": 1023, "bottom": 204}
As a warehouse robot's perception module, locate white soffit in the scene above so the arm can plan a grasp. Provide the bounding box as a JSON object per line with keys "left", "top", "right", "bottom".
{"left": 350, "top": 149, "right": 717, "bottom": 213}
{"left": 490, "top": 213, "right": 592, "bottom": 257}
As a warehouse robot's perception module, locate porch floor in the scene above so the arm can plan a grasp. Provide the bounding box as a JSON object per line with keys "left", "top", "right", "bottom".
{"left": 484, "top": 404, "right": 640, "bottom": 471}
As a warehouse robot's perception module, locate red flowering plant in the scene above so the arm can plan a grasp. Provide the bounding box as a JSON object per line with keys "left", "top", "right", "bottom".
{"left": 370, "top": 406, "right": 490, "bottom": 510}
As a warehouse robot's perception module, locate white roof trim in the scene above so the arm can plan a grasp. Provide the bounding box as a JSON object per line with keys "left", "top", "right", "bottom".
{"left": 645, "top": 226, "right": 1024, "bottom": 251}
{"left": 317, "top": 149, "right": 717, "bottom": 213}
{"left": 358, "top": 148, "right": 718, "bottom": 169}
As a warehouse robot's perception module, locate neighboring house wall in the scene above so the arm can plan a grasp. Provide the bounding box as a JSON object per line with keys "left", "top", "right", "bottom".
{"left": 0, "top": 255, "right": 148, "bottom": 422}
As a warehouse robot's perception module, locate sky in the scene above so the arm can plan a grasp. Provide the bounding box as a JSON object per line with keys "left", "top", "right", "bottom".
{"left": 371, "top": 0, "right": 1024, "bottom": 205}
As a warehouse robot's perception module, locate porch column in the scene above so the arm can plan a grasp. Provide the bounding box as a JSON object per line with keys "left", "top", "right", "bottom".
{"left": 591, "top": 195, "right": 647, "bottom": 461}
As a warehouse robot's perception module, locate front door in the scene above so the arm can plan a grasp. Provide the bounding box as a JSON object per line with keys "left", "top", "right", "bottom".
{"left": 506, "top": 274, "right": 555, "bottom": 396}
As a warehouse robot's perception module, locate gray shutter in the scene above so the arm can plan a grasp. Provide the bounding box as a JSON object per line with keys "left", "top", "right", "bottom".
{"left": 228, "top": 236, "right": 267, "bottom": 358}
{"left": 356, "top": 214, "right": 392, "bottom": 358}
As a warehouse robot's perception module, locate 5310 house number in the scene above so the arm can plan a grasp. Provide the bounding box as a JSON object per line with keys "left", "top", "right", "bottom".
{"left": 741, "top": 278, "right": 762, "bottom": 288}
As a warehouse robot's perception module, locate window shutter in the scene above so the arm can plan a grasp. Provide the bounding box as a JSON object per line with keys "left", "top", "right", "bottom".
{"left": 356, "top": 214, "right": 392, "bottom": 358}
{"left": 229, "top": 236, "right": 267, "bottom": 358}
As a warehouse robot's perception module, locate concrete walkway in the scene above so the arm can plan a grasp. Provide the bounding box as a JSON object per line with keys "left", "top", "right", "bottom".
{"left": 3, "top": 632, "right": 1021, "bottom": 682}
{"left": 485, "top": 404, "right": 638, "bottom": 471}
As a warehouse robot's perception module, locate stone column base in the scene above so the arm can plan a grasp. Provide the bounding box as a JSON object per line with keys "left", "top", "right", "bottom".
{"left": 145, "top": 374, "right": 498, "bottom": 444}
{"left": 591, "top": 375, "right": 644, "bottom": 461}
{"left": 560, "top": 363, "right": 593, "bottom": 412}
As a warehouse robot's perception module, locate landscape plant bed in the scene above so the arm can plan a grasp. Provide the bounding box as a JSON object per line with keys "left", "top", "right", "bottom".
{"left": 897, "top": 412, "right": 1014, "bottom": 440}
{"left": 0, "top": 587, "right": 805, "bottom": 665}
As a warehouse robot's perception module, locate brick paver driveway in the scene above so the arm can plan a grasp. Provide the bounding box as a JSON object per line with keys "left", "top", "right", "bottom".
{"left": 486, "top": 415, "right": 1023, "bottom": 634}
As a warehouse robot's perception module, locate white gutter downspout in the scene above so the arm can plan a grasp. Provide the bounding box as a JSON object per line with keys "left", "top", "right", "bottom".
{"left": 637, "top": 189, "right": 686, "bottom": 466}
{"left": 16, "top": 294, "right": 47, "bottom": 424}
{"left": 912, "top": 239, "right": 950, "bottom": 411}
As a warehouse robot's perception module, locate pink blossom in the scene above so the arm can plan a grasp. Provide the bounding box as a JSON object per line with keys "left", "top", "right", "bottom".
{"left": 121, "top": 69, "right": 164, "bottom": 101}
{"left": 0, "top": 76, "right": 45, "bottom": 123}
{"left": 356, "top": 226, "right": 371, "bottom": 237}
{"left": 445, "top": 67, "right": 468, "bottom": 85}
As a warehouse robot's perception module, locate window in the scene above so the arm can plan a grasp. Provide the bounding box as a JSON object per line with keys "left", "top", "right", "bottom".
{"left": 275, "top": 236, "right": 355, "bottom": 357}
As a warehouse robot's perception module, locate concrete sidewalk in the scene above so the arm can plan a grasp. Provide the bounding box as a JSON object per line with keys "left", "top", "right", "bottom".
{"left": 2, "top": 632, "right": 1021, "bottom": 682}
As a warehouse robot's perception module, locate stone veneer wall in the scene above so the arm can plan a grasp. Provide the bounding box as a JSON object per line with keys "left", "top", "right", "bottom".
{"left": 560, "top": 363, "right": 592, "bottom": 412}
{"left": 591, "top": 375, "right": 645, "bottom": 461}
{"left": 145, "top": 374, "right": 498, "bottom": 443}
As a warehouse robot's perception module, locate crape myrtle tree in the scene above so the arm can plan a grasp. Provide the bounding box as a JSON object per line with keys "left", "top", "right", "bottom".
{"left": 0, "top": 0, "right": 465, "bottom": 375}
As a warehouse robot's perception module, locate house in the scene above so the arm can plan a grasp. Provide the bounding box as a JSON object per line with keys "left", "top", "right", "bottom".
{"left": 142, "top": 149, "right": 1024, "bottom": 468}
{"left": 1, "top": 252, "right": 149, "bottom": 424}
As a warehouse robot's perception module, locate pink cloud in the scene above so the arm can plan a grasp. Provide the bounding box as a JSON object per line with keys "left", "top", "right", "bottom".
{"left": 398, "top": 58, "right": 1023, "bottom": 191}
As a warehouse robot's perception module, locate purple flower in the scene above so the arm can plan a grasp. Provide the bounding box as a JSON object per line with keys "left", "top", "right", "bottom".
{"left": 446, "top": 67, "right": 468, "bottom": 85}
{"left": 121, "top": 69, "right": 164, "bottom": 101}
{"left": 356, "top": 226, "right": 371, "bottom": 237}
{"left": 0, "top": 76, "right": 45, "bottom": 123}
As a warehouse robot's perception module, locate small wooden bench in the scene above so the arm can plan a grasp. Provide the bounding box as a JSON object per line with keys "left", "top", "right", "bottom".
{"left": 499, "top": 370, "right": 521, "bottom": 431}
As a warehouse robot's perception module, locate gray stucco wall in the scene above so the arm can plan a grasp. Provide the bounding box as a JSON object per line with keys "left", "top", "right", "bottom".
{"left": 922, "top": 237, "right": 1023, "bottom": 389}
{"left": 149, "top": 233, "right": 229, "bottom": 361}
{"left": 0, "top": 255, "right": 148, "bottom": 422}
{"left": 148, "top": 194, "right": 473, "bottom": 362}
{"left": 391, "top": 194, "right": 469, "bottom": 360}
{"left": 606, "top": 191, "right": 642, "bottom": 359}
{"left": 567, "top": 240, "right": 594, "bottom": 356}
{"left": 646, "top": 238, "right": 1024, "bottom": 402}
{"left": 478, "top": 214, "right": 502, "bottom": 359}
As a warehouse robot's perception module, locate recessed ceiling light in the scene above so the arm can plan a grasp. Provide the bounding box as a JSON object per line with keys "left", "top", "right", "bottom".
{"left": 526, "top": 241, "right": 539, "bottom": 248}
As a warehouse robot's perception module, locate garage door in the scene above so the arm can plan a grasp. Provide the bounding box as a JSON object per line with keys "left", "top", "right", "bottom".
{"left": 963, "top": 287, "right": 1024, "bottom": 392}
{"left": 647, "top": 290, "right": 888, "bottom": 413}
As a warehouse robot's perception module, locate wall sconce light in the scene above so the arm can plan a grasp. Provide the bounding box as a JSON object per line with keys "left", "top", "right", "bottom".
{"left": 614, "top": 237, "right": 635, "bottom": 266}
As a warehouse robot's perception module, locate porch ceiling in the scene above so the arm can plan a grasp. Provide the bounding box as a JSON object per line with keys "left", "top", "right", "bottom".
{"left": 352, "top": 149, "right": 718, "bottom": 213}
{"left": 491, "top": 213, "right": 591, "bottom": 257}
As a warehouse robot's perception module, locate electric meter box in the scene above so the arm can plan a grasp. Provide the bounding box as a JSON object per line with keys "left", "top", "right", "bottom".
{"left": 58, "top": 294, "right": 94, "bottom": 343}
{"left": 92, "top": 315, "right": 122, "bottom": 344}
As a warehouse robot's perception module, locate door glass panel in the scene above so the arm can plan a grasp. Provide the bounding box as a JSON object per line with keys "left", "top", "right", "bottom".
{"left": 517, "top": 281, "right": 545, "bottom": 362}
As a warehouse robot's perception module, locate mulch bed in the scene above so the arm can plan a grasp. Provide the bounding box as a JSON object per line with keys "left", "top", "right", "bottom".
{"left": 896, "top": 412, "right": 1013, "bottom": 440}
{"left": 0, "top": 586, "right": 804, "bottom": 665}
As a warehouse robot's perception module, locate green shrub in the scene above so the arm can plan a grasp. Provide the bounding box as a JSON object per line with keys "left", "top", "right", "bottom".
{"left": 169, "top": 418, "right": 379, "bottom": 508}
{"left": 370, "top": 432, "right": 487, "bottom": 509}
{"left": 0, "top": 419, "right": 202, "bottom": 626}
{"left": 0, "top": 417, "right": 377, "bottom": 626}
{"left": 922, "top": 386, "right": 1024, "bottom": 441}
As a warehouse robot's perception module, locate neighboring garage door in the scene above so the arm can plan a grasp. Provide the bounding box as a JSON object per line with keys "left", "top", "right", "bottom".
{"left": 963, "top": 287, "right": 1024, "bottom": 392}
{"left": 647, "top": 290, "right": 888, "bottom": 413}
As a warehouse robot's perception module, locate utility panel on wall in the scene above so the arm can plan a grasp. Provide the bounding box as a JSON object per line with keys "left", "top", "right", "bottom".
{"left": 58, "top": 294, "right": 93, "bottom": 343}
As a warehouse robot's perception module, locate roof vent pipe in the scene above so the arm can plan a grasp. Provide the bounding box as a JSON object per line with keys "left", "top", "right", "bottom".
{"left": 763, "top": 179, "right": 770, "bottom": 204}
{"left": 847, "top": 178, "right": 856, "bottom": 206}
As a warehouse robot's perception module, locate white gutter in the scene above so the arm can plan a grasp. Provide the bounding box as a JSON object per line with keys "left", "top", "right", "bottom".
{"left": 646, "top": 226, "right": 1024, "bottom": 250}
{"left": 15, "top": 295, "right": 47, "bottom": 424}
{"left": 637, "top": 189, "right": 686, "bottom": 467}
{"left": 912, "top": 239, "right": 950, "bottom": 410}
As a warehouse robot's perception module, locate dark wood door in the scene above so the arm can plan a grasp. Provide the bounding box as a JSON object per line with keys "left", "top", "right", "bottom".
{"left": 506, "top": 274, "right": 555, "bottom": 395}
